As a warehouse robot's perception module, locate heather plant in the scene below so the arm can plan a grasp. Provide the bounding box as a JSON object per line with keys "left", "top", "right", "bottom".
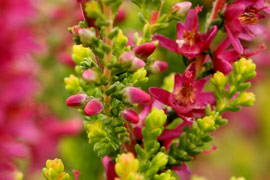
{"left": 44, "top": 0, "right": 269, "bottom": 179}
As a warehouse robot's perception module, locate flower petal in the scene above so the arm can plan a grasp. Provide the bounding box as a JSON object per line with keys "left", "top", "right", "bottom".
{"left": 153, "top": 34, "right": 178, "bottom": 53}
{"left": 149, "top": 87, "right": 170, "bottom": 106}
{"left": 226, "top": 25, "right": 244, "bottom": 54}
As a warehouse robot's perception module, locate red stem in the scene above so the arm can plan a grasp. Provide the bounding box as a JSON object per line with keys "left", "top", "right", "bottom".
{"left": 209, "top": 0, "right": 226, "bottom": 21}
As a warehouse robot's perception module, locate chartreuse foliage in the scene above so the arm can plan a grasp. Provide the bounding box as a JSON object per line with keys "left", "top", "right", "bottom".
{"left": 168, "top": 58, "right": 256, "bottom": 164}
{"left": 43, "top": 159, "right": 70, "bottom": 180}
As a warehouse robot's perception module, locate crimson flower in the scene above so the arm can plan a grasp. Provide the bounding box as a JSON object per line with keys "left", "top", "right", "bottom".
{"left": 224, "top": 0, "right": 266, "bottom": 54}
{"left": 149, "top": 63, "right": 215, "bottom": 122}
{"left": 153, "top": 7, "right": 217, "bottom": 59}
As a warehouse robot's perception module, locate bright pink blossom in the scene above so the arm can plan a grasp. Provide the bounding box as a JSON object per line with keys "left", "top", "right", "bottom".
{"left": 149, "top": 63, "right": 215, "bottom": 122}
{"left": 224, "top": 0, "right": 266, "bottom": 53}
{"left": 154, "top": 7, "right": 217, "bottom": 59}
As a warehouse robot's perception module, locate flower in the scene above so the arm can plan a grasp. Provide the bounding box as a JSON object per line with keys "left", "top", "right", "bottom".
{"left": 224, "top": 0, "right": 266, "bottom": 53}
{"left": 154, "top": 7, "right": 217, "bottom": 59}
{"left": 149, "top": 63, "right": 215, "bottom": 122}
{"left": 213, "top": 37, "right": 265, "bottom": 74}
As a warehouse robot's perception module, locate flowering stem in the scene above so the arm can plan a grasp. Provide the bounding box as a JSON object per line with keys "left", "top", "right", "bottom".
{"left": 206, "top": 0, "right": 226, "bottom": 29}
{"left": 102, "top": 3, "right": 113, "bottom": 111}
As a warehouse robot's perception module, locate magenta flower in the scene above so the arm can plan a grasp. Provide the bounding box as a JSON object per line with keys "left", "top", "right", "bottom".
{"left": 213, "top": 37, "right": 265, "bottom": 74}
{"left": 149, "top": 63, "right": 215, "bottom": 122}
{"left": 102, "top": 156, "right": 118, "bottom": 180}
{"left": 154, "top": 7, "right": 217, "bottom": 59}
{"left": 213, "top": 37, "right": 239, "bottom": 74}
{"left": 224, "top": 0, "right": 266, "bottom": 54}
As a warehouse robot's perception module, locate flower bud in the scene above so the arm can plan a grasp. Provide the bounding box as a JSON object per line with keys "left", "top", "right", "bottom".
{"left": 149, "top": 60, "right": 168, "bottom": 73}
{"left": 66, "top": 94, "right": 88, "bottom": 108}
{"left": 64, "top": 74, "right": 80, "bottom": 94}
{"left": 78, "top": 28, "right": 96, "bottom": 46}
{"left": 145, "top": 108, "right": 167, "bottom": 129}
{"left": 134, "top": 42, "right": 156, "bottom": 59}
{"left": 234, "top": 58, "right": 256, "bottom": 81}
{"left": 115, "top": 153, "right": 139, "bottom": 178}
{"left": 130, "top": 58, "right": 145, "bottom": 71}
{"left": 197, "top": 116, "right": 216, "bottom": 132}
{"left": 43, "top": 158, "right": 70, "bottom": 180}
{"left": 71, "top": 25, "right": 82, "bottom": 37}
{"left": 233, "top": 92, "right": 255, "bottom": 107}
{"left": 211, "top": 71, "right": 228, "bottom": 90}
{"left": 122, "top": 109, "right": 139, "bottom": 124}
{"left": 119, "top": 52, "right": 135, "bottom": 65}
{"left": 72, "top": 45, "right": 93, "bottom": 65}
{"left": 123, "top": 87, "right": 150, "bottom": 104}
{"left": 171, "top": 2, "right": 192, "bottom": 17}
{"left": 86, "top": 121, "right": 106, "bottom": 143}
{"left": 82, "top": 69, "right": 99, "bottom": 83}
{"left": 152, "top": 152, "right": 168, "bottom": 169}
{"left": 84, "top": 99, "right": 103, "bottom": 116}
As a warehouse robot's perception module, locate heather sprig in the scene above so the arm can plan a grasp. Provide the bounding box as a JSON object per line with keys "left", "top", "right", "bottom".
{"left": 43, "top": 0, "right": 269, "bottom": 179}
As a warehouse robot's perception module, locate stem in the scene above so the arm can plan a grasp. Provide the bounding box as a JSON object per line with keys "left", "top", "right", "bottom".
{"left": 102, "top": 3, "right": 113, "bottom": 112}
{"left": 206, "top": 0, "right": 226, "bottom": 29}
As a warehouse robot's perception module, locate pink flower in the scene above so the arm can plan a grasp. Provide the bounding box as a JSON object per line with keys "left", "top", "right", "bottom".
{"left": 213, "top": 37, "right": 265, "bottom": 74}
{"left": 102, "top": 156, "right": 118, "bottom": 180}
{"left": 213, "top": 37, "right": 239, "bottom": 74}
{"left": 224, "top": 0, "right": 266, "bottom": 53}
{"left": 149, "top": 63, "right": 215, "bottom": 122}
{"left": 172, "top": 163, "right": 191, "bottom": 180}
{"left": 154, "top": 7, "right": 217, "bottom": 59}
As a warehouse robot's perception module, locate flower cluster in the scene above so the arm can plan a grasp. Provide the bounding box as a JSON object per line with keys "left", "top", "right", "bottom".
{"left": 45, "top": 0, "right": 269, "bottom": 180}
{"left": 0, "top": 0, "right": 82, "bottom": 179}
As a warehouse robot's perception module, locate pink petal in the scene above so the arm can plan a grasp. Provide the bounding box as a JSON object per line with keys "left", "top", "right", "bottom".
{"left": 153, "top": 34, "right": 178, "bottom": 53}
{"left": 184, "top": 9, "right": 199, "bottom": 30}
{"left": 226, "top": 25, "right": 244, "bottom": 54}
{"left": 149, "top": 88, "right": 170, "bottom": 106}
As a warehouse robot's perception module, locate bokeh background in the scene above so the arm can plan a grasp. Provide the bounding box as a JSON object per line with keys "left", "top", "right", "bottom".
{"left": 0, "top": 0, "right": 269, "bottom": 180}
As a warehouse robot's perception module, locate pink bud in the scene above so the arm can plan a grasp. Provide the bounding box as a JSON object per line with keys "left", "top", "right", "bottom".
{"left": 172, "top": 2, "right": 192, "bottom": 17}
{"left": 134, "top": 43, "right": 156, "bottom": 59}
{"left": 150, "top": 61, "right": 168, "bottom": 73}
{"left": 73, "top": 170, "right": 80, "bottom": 180}
{"left": 130, "top": 58, "right": 145, "bottom": 71}
{"left": 78, "top": 28, "right": 95, "bottom": 45}
{"left": 122, "top": 109, "right": 139, "bottom": 124}
{"left": 66, "top": 94, "right": 88, "bottom": 108}
{"left": 119, "top": 52, "right": 135, "bottom": 65}
{"left": 115, "top": 9, "right": 126, "bottom": 23}
{"left": 72, "top": 25, "right": 82, "bottom": 37}
{"left": 123, "top": 87, "right": 151, "bottom": 104}
{"left": 82, "top": 69, "right": 98, "bottom": 83}
{"left": 84, "top": 99, "right": 103, "bottom": 116}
